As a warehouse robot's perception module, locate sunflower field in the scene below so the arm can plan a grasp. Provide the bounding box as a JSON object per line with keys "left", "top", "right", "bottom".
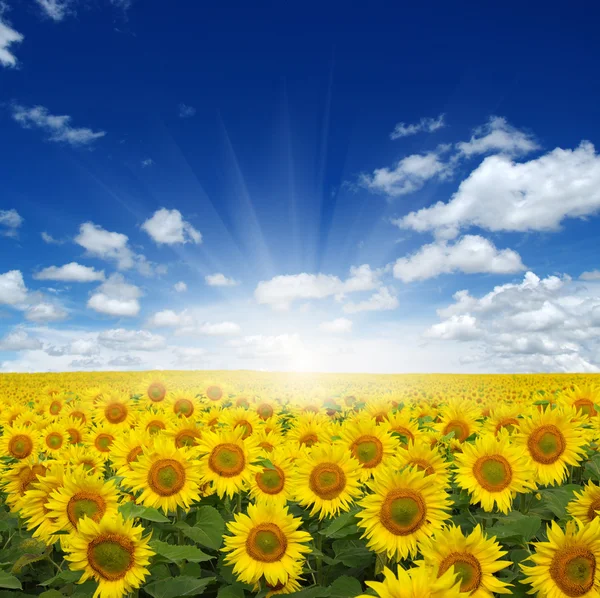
{"left": 2, "top": 372, "right": 600, "bottom": 598}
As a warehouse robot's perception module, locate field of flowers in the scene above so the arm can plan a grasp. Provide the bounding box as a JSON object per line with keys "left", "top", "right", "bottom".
{"left": 1, "top": 371, "right": 600, "bottom": 598}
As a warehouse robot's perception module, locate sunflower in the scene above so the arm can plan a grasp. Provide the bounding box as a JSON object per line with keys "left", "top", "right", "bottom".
{"left": 200, "top": 380, "right": 228, "bottom": 406}
{"left": 20, "top": 462, "right": 65, "bottom": 545}
{"left": 64, "top": 513, "right": 154, "bottom": 598}
{"left": 359, "top": 561, "right": 463, "bottom": 598}
{"left": 221, "top": 407, "right": 262, "bottom": 440}
{"left": 338, "top": 415, "right": 400, "bottom": 480}
{"left": 222, "top": 502, "right": 312, "bottom": 586}
{"left": 0, "top": 458, "right": 48, "bottom": 512}
{"left": 122, "top": 436, "right": 202, "bottom": 514}
{"left": 64, "top": 418, "right": 88, "bottom": 445}
{"left": 384, "top": 411, "right": 422, "bottom": 448}
{"left": 64, "top": 401, "right": 94, "bottom": 426}
{"left": 248, "top": 446, "right": 296, "bottom": 507}
{"left": 259, "top": 568, "right": 304, "bottom": 597}
{"left": 395, "top": 441, "right": 451, "bottom": 485}
{"left": 454, "top": 432, "right": 536, "bottom": 513}
{"left": 196, "top": 427, "right": 260, "bottom": 498}
{"left": 559, "top": 384, "right": 600, "bottom": 418}
{"left": 59, "top": 444, "right": 105, "bottom": 475}
{"left": 164, "top": 390, "right": 201, "bottom": 419}
{"left": 286, "top": 413, "right": 333, "bottom": 448}
{"left": 201, "top": 406, "right": 224, "bottom": 430}
{"left": 435, "top": 400, "right": 481, "bottom": 443}
{"left": 293, "top": 443, "right": 362, "bottom": 519}
{"left": 522, "top": 519, "right": 600, "bottom": 598}
{"left": 41, "top": 420, "right": 70, "bottom": 455}
{"left": 0, "top": 404, "right": 28, "bottom": 427}
{"left": 356, "top": 467, "right": 451, "bottom": 560}
{"left": 87, "top": 424, "right": 119, "bottom": 461}
{"left": 0, "top": 424, "right": 40, "bottom": 460}
{"left": 567, "top": 482, "right": 600, "bottom": 524}
{"left": 483, "top": 404, "right": 522, "bottom": 436}
{"left": 45, "top": 467, "right": 120, "bottom": 533}
{"left": 165, "top": 418, "right": 203, "bottom": 449}
{"left": 514, "top": 406, "right": 589, "bottom": 486}
{"left": 94, "top": 393, "right": 135, "bottom": 427}
{"left": 420, "top": 525, "right": 511, "bottom": 597}
{"left": 109, "top": 430, "right": 152, "bottom": 477}
{"left": 136, "top": 409, "right": 171, "bottom": 436}
{"left": 255, "top": 428, "right": 285, "bottom": 454}
{"left": 254, "top": 399, "right": 278, "bottom": 422}
{"left": 139, "top": 375, "right": 169, "bottom": 405}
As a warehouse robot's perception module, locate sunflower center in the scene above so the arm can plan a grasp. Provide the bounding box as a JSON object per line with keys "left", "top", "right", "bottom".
{"left": 351, "top": 435, "right": 384, "bottom": 469}
{"left": 574, "top": 398, "right": 595, "bottom": 417}
{"left": 46, "top": 432, "right": 63, "bottom": 450}
{"left": 409, "top": 458, "right": 435, "bottom": 476}
{"left": 174, "top": 399, "right": 194, "bottom": 417}
{"left": 257, "top": 404, "right": 274, "bottom": 420}
{"left": 246, "top": 523, "right": 287, "bottom": 562}
{"left": 126, "top": 446, "right": 143, "bottom": 464}
{"left": 18, "top": 464, "right": 47, "bottom": 494}
{"left": 392, "top": 426, "right": 414, "bottom": 448}
{"left": 439, "top": 552, "right": 482, "bottom": 593}
{"left": 9, "top": 434, "right": 34, "bottom": 459}
{"left": 550, "top": 546, "right": 596, "bottom": 597}
{"left": 49, "top": 401, "right": 62, "bottom": 415}
{"left": 587, "top": 499, "right": 600, "bottom": 522}
{"left": 105, "top": 403, "right": 127, "bottom": 424}
{"left": 67, "top": 428, "right": 82, "bottom": 444}
{"left": 67, "top": 492, "right": 106, "bottom": 528}
{"left": 234, "top": 420, "right": 253, "bottom": 439}
{"left": 495, "top": 418, "right": 519, "bottom": 435}
{"left": 176, "top": 431, "right": 200, "bottom": 448}
{"left": 209, "top": 444, "right": 246, "bottom": 478}
{"left": 148, "top": 459, "right": 186, "bottom": 496}
{"left": 88, "top": 534, "right": 134, "bottom": 581}
{"left": 146, "top": 420, "right": 166, "bottom": 435}
{"left": 309, "top": 463, "right": 346, "bottom": 500}
{"left": 380, "top": 489, "right": 426, "bottom": 536}
{"left": 443, "top": 420, "right": 469, "bottom": 442}
{"left": 95, "top": 434, "right": 114, "bottom": 452}
{"left": 206, "top": 385, "right": 223, "bottom": 401}
{"left": 473, "top": 455, "right": 512, "bottom": 492}
{"left": 148, "top": 383, "right": 166, "bottom": 402}
{"left": 299, "top": 433, "right": 318, "bottom": 447}
{"left": 255, "top": 466, "right": 285, "bottom": 494}
{"left": 71, "top": 411, "right": 86, "bottom": 423}
{"left": 259, "top": 441, "right": 274, "bottom": 452}
{"left": 527, "top": 424, "right": 566, "bottom": 464}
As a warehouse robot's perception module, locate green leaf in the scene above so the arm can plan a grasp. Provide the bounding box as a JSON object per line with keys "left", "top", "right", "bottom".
{"left": 217, "top": 585, "right": 246, "bottom": 598}
{"left": 190, "top": 506, "right": 226, "bottom": 549}
{"left": 0, "top": 570, "right": 21, "bottom": 590}
{"left": 144, "top": 576, "right": 215, "bottom": 598}
{"left": 537, "top": 485, "right": 580, "bottom": 518}
{"left": 332, "top": 539, "right": 374, "bottom": 568}
{"left": 150, "top": 540, "right": 214, "bottom": 563}
{"left": 286, "top": 587, "right": 331, "bottom": 598}
{"left": 40, "top": 590, "right": 64, "bottom": 598}
{"left": 321, "top": 508, "right": 359, "bottom": 538}
{"left": 119, "top": 501, "right": 169, "bottom": 523}
{"left": 330, "top": 576, "right": 362, "bottom": 598}
{"left": 488, "top": 512, "right": 541, "bottom": 543}
{"left": 39, "top": 569, "right": 83, "bottom": 587}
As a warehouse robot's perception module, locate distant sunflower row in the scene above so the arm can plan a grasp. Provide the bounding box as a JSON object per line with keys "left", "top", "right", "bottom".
{"left": 0, "top": 375, "right": 600, "bottom": 598}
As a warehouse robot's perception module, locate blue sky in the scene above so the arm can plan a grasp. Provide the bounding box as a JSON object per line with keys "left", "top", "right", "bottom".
{"left": 1, "top": 0, "right": 600, "bottom": 373}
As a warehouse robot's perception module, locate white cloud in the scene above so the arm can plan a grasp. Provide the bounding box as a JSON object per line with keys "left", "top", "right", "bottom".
{"left": 146, "top": 309, "right": 240, "bottom": 336}
{"left": 141, "top": 208, "right": 202, "bottom": 245}
{"left": 360, "top": 151, "right": 450, "bottom": 197}
{"left": 34, "top": 0, "right": 74, "bottom": 21}
{"left": 34, "top": 262, "right": 105, "bottom": 282}
{"left": 390, "top": 114, "right": 445, "bottom": 139}
{"left": 172, "top": 347, "right": 206, "bottom": 368}
{"left": 0, "top": 209, "right": 23, "bottom": 237}
{"left": 342, "top": 286, "right": 399, "bottom": 314}
{"left": 70, "top": 356, "right": 103, "bottom": 369}
{"left": 0, "top": 270, "right": 28, "bottom": 305}
{"left": 319, "top": 318, "right": 353, "bottom": 334}
{"left": 456, "top": 116, "right": 539, "bottom": 157}
{"left": 11, "top": 105, "right": 105, "bottom": 146}
{"left": 178, "top": 104, "right": 196, "bottom": 118}
{"left": 141, "top": 158, "right": 154, "bottom": 168}
{"left": 0, "top": 15, "right": 23, "bottom": 68}
{"left": 392, "top": 235, "right": 525, "bottom": 282}
{"left": 581, "top": 271, "right": 600, "bottom": 281}
{"left": 87, "top": 274, "right": 142, "bottom": 317}
{"left": 147, "top": 309, "right": 190, "bottom": 328}
{"left": 196, "top": 322, "right": 241, "bottom": 336}
{"left": 398, "top": 142, "right": 600, "bottom": 239}
{"left": 25, "top": 302, "right": 67, "bottom": 323}
{"left": 228, "top": 334, "right": 303, "bottom": 358}
{"left": 46, "top": 339, "right": 98, "bottom": 356}
{"left": 255, "top": 265, "right": 382, "bottom": 310}
{"left": 174, "top": 281, "right": 187, "bottom": 292}
{"left": 108, "top": 355, "right": 142, "bottom": 367}
{"left": 425, "top": 271, "right": 600, "bottom": 372}
{"left": 98, "top": 328, "right": 166, "bottom": 351}
{"left": 205, "top": 273, "right": 239, "bottom": 287}
{"left": 41, "top": 232, "right": 64, "bottom": 245}
{"left": 0, "top": 329, "right": 42, "bottom": 351}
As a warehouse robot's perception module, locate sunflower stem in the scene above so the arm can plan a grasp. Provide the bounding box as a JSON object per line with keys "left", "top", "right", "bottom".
{"left": 316, "top": 520, "right": 323, "bottom": 586}
{"left": 236, "top": 492, "right": 242, "bottom": 513}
